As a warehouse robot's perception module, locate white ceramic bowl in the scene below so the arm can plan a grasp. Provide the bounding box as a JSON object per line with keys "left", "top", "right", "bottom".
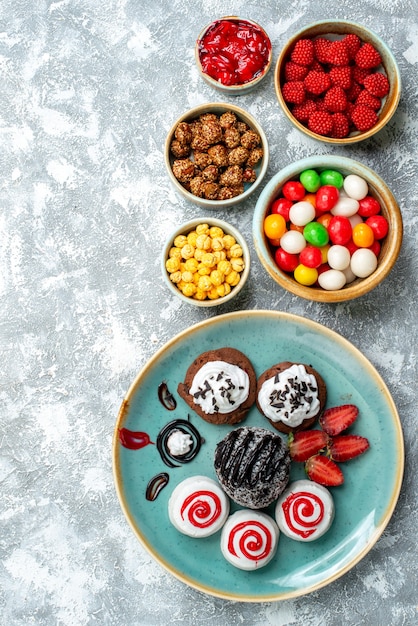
{"left": 165, "top": 102, "right": 269, "bottom": 208}
{"left": 162, "top": 217, "right": 250, "bottom": 307}
{"left": 252, "top": 156, "right": 403, "bottom": 302}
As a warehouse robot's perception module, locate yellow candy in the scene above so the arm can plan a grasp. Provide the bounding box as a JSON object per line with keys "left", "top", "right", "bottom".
{"left": 207, "top": 287, "right": 220, "bottom": 300}
{"left": 194, "top": 248, "right": 204, "bottom": 261}
{"left": 197, "top": 264, "right": 211, "bottom": 276}
{"left": 225, "top": 270, "right": 240, "bottom": 286}
{"left": 181, "top": 282, "right": 197, "bottom": 297}
{"left": 294, "top": 264, "right": 318, "bottom": 286}
{"left": 187, "top": 231, "right": 198, "bottom": 247}
{"left": 169, "top": 271, "right": 182, "bottom": 284}
{"left": 231, "top": 257, "right": 245, "bottom": 272}
{"left": 168, "top": 246, "right": 182, "bottom": 259}
{"left": 181, "top": 244, "right": 195, "bottom": 259}
{"left": 223, "top": 234, "right": 236, "bottom": 249}
{"left": 213, "top": 250, "right": 226, "bottom": 263}
{"left": 195, "top": 234, "right": 212, "bottom": 250}
{"left": 198, "top": 275, "right": 212, "bottom": 291}
{"left": 193, "top": 288, "right": 207, "bottom": 301}
{"left": 181, "top": 270, "right": 194, "bottom": 283}
{"left": 196, "top": 223, "right": 210, "bottom": 235}
{"left": 229, "top": 243, "right": 243, "bottom": 258}
{"left": 211, "top": 236, "right": 225, "bottom": 251}
{"left": 184, "top": 258, "right": 199, "bottom": 273}
{"left": 166, "top": 257, "right": 181, "bottom": 273}
{"left": 217, "top": 259, "right": 232, "bottom": 275}
{"left": 174, "top": 234, "right": 187, "bottom": 248}
{"left": 209, "top": 226, "right": 224, "bottom": 238}
{"left": 210, "top": 269, "right": 224, "bottom": 286}
{"left": 201, "top": 252, "right": 216, "bottom": 267}
{"left": 217, "top": 283, "right": 231, "bottom": 297}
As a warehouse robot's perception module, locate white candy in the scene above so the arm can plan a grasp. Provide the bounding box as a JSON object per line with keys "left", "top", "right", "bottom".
{"left": 327, "top": 245, "right": 351, "bottom": 270}
{"left": 343, "top": 174, "right": 369, "bottom": 200}
{"left": 168, "top": 476, "right": 230, "bottom": 538}
{"left": 220, "top": 509, "right": 279, "bottom": 570}
{"left": 350, "top": 248, "right": 378, "bottom": 278}
{"left": 348, "top": 213, "right": 363, "bottom": 228}
{"left": 342, "top": 265, "right": 357, "bottom": 284}
{"left": 318, "top": 269, "right": 347, "bottom": 291}
{"left": 279, "top": 230, "right": 306, "bottom": 254}
{"left": 275, "top": 480, "right": 335, "bottom": 542}
{"left": 289, "top": 201, "right": 315, "bottom": 226}
{"left": 331, "top": 196, "right": 360, "bottom": 217}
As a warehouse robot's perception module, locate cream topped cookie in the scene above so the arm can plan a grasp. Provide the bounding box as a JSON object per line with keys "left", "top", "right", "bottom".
{"left": 177, "top": 347, "right": 256, "bottom": 424}
{"left": 256, "top": 361, "right": 327, "bottom": 433}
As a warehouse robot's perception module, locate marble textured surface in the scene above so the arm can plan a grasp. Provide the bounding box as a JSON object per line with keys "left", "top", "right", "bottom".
{"left": 1, "top": 0, "right": 417, "bottom": 624}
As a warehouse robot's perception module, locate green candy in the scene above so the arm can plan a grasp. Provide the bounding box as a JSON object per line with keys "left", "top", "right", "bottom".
{"left": 300, "top": 169, "right": 321, "bottom": 193}
{"left": 319, "top": 169, "right": 344, "bottom": 189}
{"left": 303, "top": 222, "right": 329, "bottom": 247}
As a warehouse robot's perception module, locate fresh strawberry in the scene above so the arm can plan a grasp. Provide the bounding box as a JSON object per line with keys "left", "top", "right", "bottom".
{"left": 329, "top": 434, "right": 370, "bottom": 462}
{"left": 351, "top": 104, "right": 379, "bottom": 131}
{"left": 304, "top": 70, "right": 332, "bottom": 95}
{"left": 326, "top": 40, "right": 350, "bottom": 66}
{"left": 290, "top": 38, "right": 314, "bottom": 65}
{"left": 319, "top": 404, "right": 359, "bottom": 436}
{"left": 329, "top": 66, "right": 352, "bottom": 90}
{"left": 313, "top": 37, "right": 331, "bottom": 64}
{"left": 331, "top": 112, "right": 350, "bottom": 138}
{"left": 355, "top": 42, "right": 382, "bottom": 69}
{"left": 355, "top": 89, "right": 382, "bottom": 111}
{"left": 292, "top": 98, "right": 318, "bottom": 122}
{"left": 282, "top": 80, "right": 306, "bottom": 104}
{"left": 363, "top": 72, "right": 390, "bottom": 97}
{"left": 343, "top": 33, "right": 362, "bottom": 59}
{"left": 284, "top": 61, "right": 309, "bottom": 81}
{"left": 288, "top": 429, "right": 329, "bottom": 462}
{"left": 305, "top": 455, "right": 344, "bottom": 486}
{"left": 324, "top": 85, "right": 348, "bottom": 112}
{"left": 308, "top": 110, "right": 333, "bottom": 136}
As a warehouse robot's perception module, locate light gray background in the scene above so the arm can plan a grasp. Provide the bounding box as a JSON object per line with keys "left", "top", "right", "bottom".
{"left": 1, "top": 1, "right": 417, "bottom": 624}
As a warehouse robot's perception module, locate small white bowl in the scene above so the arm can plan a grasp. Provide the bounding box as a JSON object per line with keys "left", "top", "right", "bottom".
{"left": 162, "top": 217, "right": 250, "bottom": 307}
{"left": 195, "top": 16, "right": 272, "bottom": 96}
{"left": 165, "top": 102, "right": 269, "bottom": 209}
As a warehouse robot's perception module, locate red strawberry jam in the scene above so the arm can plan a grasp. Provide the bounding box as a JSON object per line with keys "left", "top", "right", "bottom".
{"left": 197, "top": 19, "right": 271, "bottom": 86}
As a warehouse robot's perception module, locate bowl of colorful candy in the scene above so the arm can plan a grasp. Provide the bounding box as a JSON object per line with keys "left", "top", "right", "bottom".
{"left": 275, "top": 20, "right": 401, "bottom": 143}
{"left": 165, "top": 102, "right": 269, "bottom": 208}
{"left": 195, "top": 16, "right": 272, "bottom": 95}
{"left": 162, "top": 217, "right": 250, "bottom": 307}
{"left": 252, "top": 156, "right": 403, "bottom": 302}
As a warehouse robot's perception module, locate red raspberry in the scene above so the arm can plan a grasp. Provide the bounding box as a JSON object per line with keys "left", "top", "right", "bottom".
{"left": 329, "top": 66, "right": 352, "bottom": 90}
{"left": 304, "top": 70, "right": 332, "bottom": 95}
{"left": 290, "top": 38, "right": 314, "bottom": 65}
{"left": 351, "top": 104, "right": 379, "bottom": 131}
{"left": 292, "top": 98, "right": 318, "bottom": 122}
{"left": 308, "top": 110, "right": 334, "bottom": 136}
{"left": 309, "top": 60, "right": 324, "bottom": 73}
{"left": 284, "top": 61, "right": 309, "bottom": 81}
{"left": 343, "top": 33, "right": 362, "bottom": 59}
{"left": 345, "top": 81, "right": 362, "bottom": 102}
{"left": 331, "top": 112, "right": 350, "bottom": 138}
{"left": 352, "top": 66, "right": 372, "bottom": 85}
{"left": 282, "top": 80, "right": 306, "bottom": 104}
{"left": 313, "top": 37, "right": 331, "bottom": 63}
{"left": 327, "top": 40, "right": 350, "bottom": 66}
{"left": 355, "top": 43, "right": 382, "bottom": 69}
{"left": 355, "top": 89, "right": 382, "bottom": 111}
{"left": 324, "top": 86, "right": 348, "bottom": 112}
{"left": 363, "top": 72, "right": 390, "bottom": 97}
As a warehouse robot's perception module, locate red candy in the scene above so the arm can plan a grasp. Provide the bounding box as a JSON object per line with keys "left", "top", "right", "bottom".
{"left": 328, "top": 216, "right": 352, "bottom": 245}
{"left": 282, "top": 180, "right": 306, "bottom": 201}
{"left": 366, "top": 215, "right": 389, "bottom": 239}
{"left": 271, "top": 197, "right": 293, "bottom": 220}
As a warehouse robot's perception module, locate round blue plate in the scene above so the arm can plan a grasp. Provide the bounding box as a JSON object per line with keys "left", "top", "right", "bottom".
{"left": 112, "top": 311, "right": 404, "bottom": 602}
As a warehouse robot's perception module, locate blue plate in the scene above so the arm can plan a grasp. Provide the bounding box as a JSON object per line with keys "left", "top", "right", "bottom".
{"left": 112, "top": 311, "right": 404, "bottom": 601}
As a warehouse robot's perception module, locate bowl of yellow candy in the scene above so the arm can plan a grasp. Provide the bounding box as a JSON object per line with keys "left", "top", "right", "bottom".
{"left": 162, "top": 217, "right": 250, "bottom": 306}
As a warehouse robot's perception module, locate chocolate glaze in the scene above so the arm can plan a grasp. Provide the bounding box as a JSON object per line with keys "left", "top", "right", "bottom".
{"left": 156, "top": 418, "right": 203, "bottom": 468}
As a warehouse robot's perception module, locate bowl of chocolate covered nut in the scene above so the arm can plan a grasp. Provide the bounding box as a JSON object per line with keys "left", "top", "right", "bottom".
{"left": 164, "top": 103, "right": 269, "bottom": 208}
{"left": 162, "top": 217, "right": 250, "bottom": 307}
{"left": 275, "top": 20, "right": 401, "bottom": 144}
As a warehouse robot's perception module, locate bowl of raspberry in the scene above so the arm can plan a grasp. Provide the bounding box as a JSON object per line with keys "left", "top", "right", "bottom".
{"left": 165, "top": 102, "right": 269, "bottom": 208}
{"left": 252, "top": 156, "right": 403, "bottom": 302}
{"left": 195, "top": 16, "right": 273, "bottom": 95}
{"left": 275, "top": 20, "right": 401, "bottom": 143}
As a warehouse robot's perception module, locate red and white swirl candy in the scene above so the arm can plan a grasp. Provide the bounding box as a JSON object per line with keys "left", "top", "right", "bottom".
{"left": 220, "top": 510, "right": 279, "bottom": 570}
{"left": 168, "top": 476, "right": 230, "bottom": 538}
{"left": 275, "top": 479, "right": 334, "bottom": 542}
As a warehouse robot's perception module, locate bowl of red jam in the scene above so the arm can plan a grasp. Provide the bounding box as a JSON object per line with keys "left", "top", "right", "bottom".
{"left": 252, "top": 156, "right": 403, "bottom": 302}
{"left": 196, "top": 17, "right": 272, "bottom": 95}
{"left": 274, "top": 20, "right": 401, "bottom": 144}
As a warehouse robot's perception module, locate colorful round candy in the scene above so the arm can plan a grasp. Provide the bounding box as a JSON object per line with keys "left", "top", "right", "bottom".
{"left": 168, "top": 476, "right": 230, "bottom": 538}
{"left": 275, "top": 480, "right": 335, "bottom": 542}
{"left": 220, "top": 509, "right": 279, "bottom": 570}
{"left": 300, "top": 169, "right": 321, "bottom": 192}
{"left": 303, "top": 222, "right": 329, "bottom": 247}
{"left": 350, "top": 248, "right": 378, "bottom": 278}
{"left": 319, "top": 169, "right": 344, "bottom": 188}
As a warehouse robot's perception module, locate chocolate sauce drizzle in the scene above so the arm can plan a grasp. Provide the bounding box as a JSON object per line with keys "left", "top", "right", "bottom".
{"left": 156, "top": 418, "right": 203, "bottom": 468}
{"left": 158, "top": 381, "right": 177, "bottom": 410}
{"left": 214, "top": 428, "right": 290, "bottom": 489}
{"left": 146, "top": 472, "right": 169, "bottom": 501}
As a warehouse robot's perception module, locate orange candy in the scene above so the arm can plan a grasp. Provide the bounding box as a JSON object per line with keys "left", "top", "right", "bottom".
{"left": 264, "top": 213, "right": 287, "bottom": 240}
{"left": 352, "top": 222, "right": 375, "bottom": 247}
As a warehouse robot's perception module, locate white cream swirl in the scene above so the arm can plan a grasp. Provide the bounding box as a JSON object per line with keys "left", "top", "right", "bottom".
{"left": 189, "top": 360, "right": 250, "bottom": 414}
{"left": 258, "top": 363, "right": 320, "bottom": 426}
